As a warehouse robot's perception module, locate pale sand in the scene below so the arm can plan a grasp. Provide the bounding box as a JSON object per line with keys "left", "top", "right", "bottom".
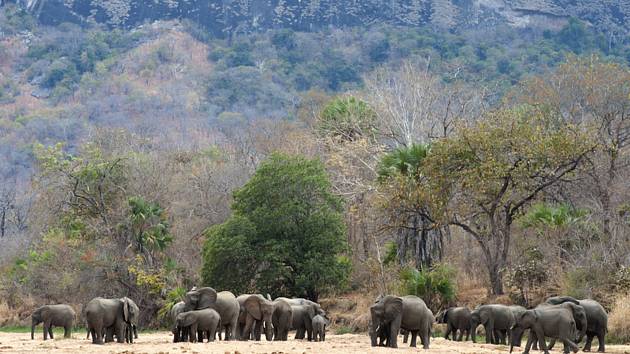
{"left": 1, "top": 331, "right": 628, "bottom": 354}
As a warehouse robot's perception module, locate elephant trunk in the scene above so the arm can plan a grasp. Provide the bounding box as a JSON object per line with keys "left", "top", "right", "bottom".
{"left": 368, "top": 321, "right": 378, "bottom": 347}
{"left": 576, "top": 317, "right": 587, "bottom": 343}
{"left": 31, "top": 324, "right": 35, "bottom": 340}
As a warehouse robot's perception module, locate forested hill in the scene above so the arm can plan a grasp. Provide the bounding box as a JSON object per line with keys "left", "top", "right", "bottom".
{"left": 3, "top": 0, "right": 629, "bottom": 37}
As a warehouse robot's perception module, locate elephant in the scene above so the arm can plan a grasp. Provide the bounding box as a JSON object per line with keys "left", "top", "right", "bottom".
{"left": 437, "top": 306, "right": 472, "bottom": 341}
{"left": 369, "top": 295, "right": 434, "bottom": 349}
{"left": 277, "top": 297, "right": 325, "bottom": 340}
{"left": 291, "top": 304, "right": 316, "bottom": 341}
{"left": 312, "top": 314, "right": 330, "bottom": 341}
{"left": 124, "top": 298, "right": 140, "bottom": 343}
{"left": 31, "top": 304, "right": 76, "bottom": 340}
{"left": 510, "top": 306, "right": 580, "bottom": 354}
{"left": 530, "top": 302, "right": 588, "bottom": 351}
{"left": 175, "top": 308, "right": 221, "bottom": 343}
{"left": 236, "top": 294, "right": 275, "bottom": 341}
{"left": 271, "top": 298, "right": 293, "bottom": 341}
{"left": 546, "top": 296, "right": 608, "bottom": 352}
{"left": 170, "top": 301, "right": 190, "bottom": 342}
{"left": 470, "top": 304, "right": 515, "bottom": 345}
{"left": 183, "top": 287, "right": 240, "bottom": 341}
{"left": 85, "top": 297, "right": 137, "bottom": 344}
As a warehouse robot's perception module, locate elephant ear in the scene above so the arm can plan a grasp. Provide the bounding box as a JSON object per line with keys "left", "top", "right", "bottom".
{"left": 383, "top": 296, "right": 403, "bottom": 323}
{"left": 121, "top": 298, "right": 130, "bottom": 322}
{"left": 196, "top": 287, "right": 218, "bottom": 309}
{"left": 245, "top": 296, "right": 262, "bottom": 320}
{"left": 306, "top": 305, "right": 316, "bottom": 319}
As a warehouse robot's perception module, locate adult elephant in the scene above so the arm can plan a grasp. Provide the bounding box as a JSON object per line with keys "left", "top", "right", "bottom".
{"left": 291, "top": 304, "right": 316, "bottom": 341}
{"left": 546, "top": 296, "right": 608, "bottom": 352}
{"left": 277, "top": 297, "right": 325, "bottom": 340}
{"left": 510, "top": 306, "right": 580, "bottom": 354}
{"left": 369, "top": 295, "right": 434, "bottom": 349}
{"left": 237, "top": 294, "right": 275, "bottom": 341}
{"left": 31, "top": 304, "right": 76, "bottom": 340}
{"left": 183, "top": 287, "right": 239, "bottom": 340}
{"left": 470, "top": 304, "right": 515, "bottom": 345}
{"left": 437, "top": 306, "right": 472, "bottom": 341}
{"left": 528, "top": 302, "right": 587, "bottom": 351}
{"left": 271, "top": 298, "right": 293, "bottom": 341}
{"left": 85, "top": 297, "right": 136, "bottom": 344}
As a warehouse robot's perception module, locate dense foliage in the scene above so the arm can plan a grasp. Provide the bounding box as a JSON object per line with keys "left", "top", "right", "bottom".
{"left": 202, "top": 154, "right": 350, "bottom": 300}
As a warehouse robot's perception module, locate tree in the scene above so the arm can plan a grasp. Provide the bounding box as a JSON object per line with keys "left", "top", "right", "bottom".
{"left": 514, "top": 56, "right": 630, "bottom": 246}
{"left": 378, "top": 144, "right": 444, "bottom": 269}
{"left": 421, "top": 106, "right": 594, "bottom": 294}
{"left": 202, "top": 153, "right": 350, "bottom": 300}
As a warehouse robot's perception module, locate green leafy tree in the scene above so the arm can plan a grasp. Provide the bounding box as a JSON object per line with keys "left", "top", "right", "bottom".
{"left": 421, "top": 106, "right": 594, "bottom": 294}
{"left": 202, "top": 153, "right": 350, "bottom": 300}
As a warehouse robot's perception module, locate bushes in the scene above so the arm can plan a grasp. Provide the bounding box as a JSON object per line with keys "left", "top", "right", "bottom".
{"left": 399, "top": 264, "right": 456, "bottom": 309}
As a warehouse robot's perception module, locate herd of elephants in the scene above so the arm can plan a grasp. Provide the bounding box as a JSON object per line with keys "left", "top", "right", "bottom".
{"left": 27, "top": 286, "right": 609, "bottom": 354}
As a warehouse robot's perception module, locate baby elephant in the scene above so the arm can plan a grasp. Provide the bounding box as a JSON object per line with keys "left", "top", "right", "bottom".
{"left": 312, "top": 314, "right": 330, "bottom": 342}
{"left": 176, "top": 308, "right": 221, "bottom": 343}
{"left": 31, "top": 304, "right": 76, "bottom": 340}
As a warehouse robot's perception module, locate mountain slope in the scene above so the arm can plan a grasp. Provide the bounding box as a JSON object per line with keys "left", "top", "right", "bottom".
{"left": 3, "top": 0, "right": 629, "bottom": 37}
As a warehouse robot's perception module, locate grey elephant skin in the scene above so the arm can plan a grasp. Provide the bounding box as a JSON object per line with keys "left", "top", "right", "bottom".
{"left": 237, "top": 294, "right": 276, "bottom": 341}
{"left": 31, "top": 304, "right": 76, "bottom": 340}
{"left": 438, "top": 306, "right": 472, "bottom": 341}
{"left": 124, "top": 298, "right": 140, "bottom": 343}
{"left": 176, "top": 308, "right": 221, "bottom": 342}
{"left": 183, "top": 287, "right": 239, "bottom": 341}
{"left": 85, "top": 297, "right": 136, "bottom": 344}
{"left": 530, "top": 302, "right": 587, "bottom": 351}
{"left": 278, "top": 297, "right": 325, "bottom": 341}
{"left": 369, "top": 295, "right": 434, "bottom": 349}
{"left": 546, "top": 296, "right": 608, "bottom": 352}
{"left": 471, "top": 304, "right": 515, "bottom": 344}
{"left": 170, "top": 301, "right": 190, "bottom": 342}
{"left": 510, "top": 306, "right": 580, "bottom": 354}
{"left": 271, "top": 298, "right": 293, "bottom": 341}
{"left": 312, "top": 314, "right": 330, "bottom": 341}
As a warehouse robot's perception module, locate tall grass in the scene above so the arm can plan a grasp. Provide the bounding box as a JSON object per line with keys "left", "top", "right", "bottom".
{"left": 608, "top": 293, "right": 630, "bottom": 344}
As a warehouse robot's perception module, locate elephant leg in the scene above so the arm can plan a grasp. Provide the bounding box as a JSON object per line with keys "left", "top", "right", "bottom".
{"left": 465, "top": 329, "right": 470, "bottom": 341}
{"left": 242, "top": 316, "right": 255, "bottom": 341}
{"left": 43, "top": 322, "right": 50, "bottom": 340}
{"left": 534, "top": 327, "right": 549, "bottom": 354}
{"left": 254, "top": 320, "right": 262, "bottom": 341}
{"left": 445, "top": 323, "right": 452, "bottom": 340}
{"left": 189, "top": 324, "right": 198, "bottom": 343}
{"left": 64, "top": 325, "right": 71, "bottom": 339}
{"left": 457, "top": 328, "right": 464, "bottom": 341}
{"left": 596, "top": 331, "right": 605, "bottom": 352}
{"left": 420, "top": 325, "right": 430, "bottom": 350}
{"left": 403, "top": 330, "right": 409, "bottom": 343}
{"left": 583, "top": 334, "right": 594, "bottom": 352}
{"left": 485, "top": 323, "right": 494, "bottom": 344}
{"left": 548, "top": 338, "right": 556, "bottom": 350}
{"left": 409, "top": 330, "right": 418, "bottom": 347}
{"left": 389, "top": 318, "right": 401, "bottom": 349}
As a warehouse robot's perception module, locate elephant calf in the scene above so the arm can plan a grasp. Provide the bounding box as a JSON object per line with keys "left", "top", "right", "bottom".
{"left": 312, "top": 314, "right": 330, "bottom": 342}
{"left": 176, "top": 308, "right": 221, "bottom": 343}
{"left": 31, "top": 304, "right": 76, "bottom": 340}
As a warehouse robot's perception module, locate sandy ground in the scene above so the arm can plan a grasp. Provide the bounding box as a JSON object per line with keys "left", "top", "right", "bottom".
{"left": 1, "top": 331, "right": 629, "bottom": 354}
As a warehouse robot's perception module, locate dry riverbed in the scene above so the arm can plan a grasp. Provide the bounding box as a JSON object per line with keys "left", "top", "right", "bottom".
{"left": 1, "top": 331, "right": 629, "bottom": 354}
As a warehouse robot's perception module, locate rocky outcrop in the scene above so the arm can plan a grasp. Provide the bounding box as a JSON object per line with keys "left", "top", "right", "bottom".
{"left": 2, "top": 0, "right": 629, "bottom": 36}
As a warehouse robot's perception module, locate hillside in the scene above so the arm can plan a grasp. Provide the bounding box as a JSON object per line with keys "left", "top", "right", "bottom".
{"left": 3, "top": 0, "right": 630, "bottom": 38}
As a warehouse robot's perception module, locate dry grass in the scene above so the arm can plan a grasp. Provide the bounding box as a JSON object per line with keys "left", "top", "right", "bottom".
{"left": 608, "top": 293, "right": 630, "bottom": 343}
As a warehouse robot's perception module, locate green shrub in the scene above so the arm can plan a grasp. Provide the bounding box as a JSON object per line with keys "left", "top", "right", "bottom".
{"left": 399, "top": 264, "right": 456, "bottom": 309}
